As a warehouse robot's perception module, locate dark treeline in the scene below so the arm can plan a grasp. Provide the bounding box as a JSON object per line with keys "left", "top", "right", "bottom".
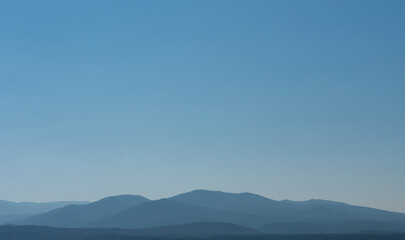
{"left": 1, "top": 226, "right": 405, "bottom": 240}
{"left": 2, "top": 233, "right": 405, "bottom": 240}
{"left": 80, "top": 234, "right": 405, "bottom": 240}
{"left": 210, "top": 234, "right": 405, "bottom": 240}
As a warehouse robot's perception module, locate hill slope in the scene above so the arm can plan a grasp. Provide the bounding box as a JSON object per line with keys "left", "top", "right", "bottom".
{"left": 13, "top": 195, "right": 149, "bottom": 228}
{"left": 9, "top": 190, "right": 405, "bottom": 233}
{"left": 89, "top": 199, "right": 269, "bottom": 229}
{"left": 0, "top": 199, "right": 88, "bottom": 215}
{"left": 0, "top": 200, "right": 88, "bottom": 225}
{"left": 170, "top": 190, "right": 291, "bottom": 214}
{"left": 170, "top": 190, "right": 405, "bottom": 224}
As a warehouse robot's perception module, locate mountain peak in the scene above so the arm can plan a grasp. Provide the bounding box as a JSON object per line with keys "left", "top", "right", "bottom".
{"left": 176, "top": 189, "right": 272, "bottom": 199}
{"left": 169, "top": 189, "right": 283, "bottom": 214}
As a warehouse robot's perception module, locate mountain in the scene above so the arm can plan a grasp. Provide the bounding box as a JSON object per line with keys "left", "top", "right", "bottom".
{"left": 0, "top": 199, "right": 88, "bottom": 215}
{"left": 170, "top": 189, "right": 294, "bottom": 221}
{"left": 170, "top": 189, "right": 291, "bottom": 213}
{"left": 282, "top": 199, "right": 348, "bottom": 206}
{"left": 0, "top": 200, "right": 88, "bottom": 225}
{"left": 0, "top": 215, "right": 31, "bottom": 225}
{"left": 9, "top": 190, "right": 405, "bottom": 233}
{"left": 283, "top": 199, "right": 405, "bottom": 223}
{"left": 170, "top": 190, "right": 405, "bottom": 224}
{"left": 89, "top": 199, "right": 269, "bottom": 229}
{"left": 13, "top": 195, "right": 149, "bottom": 228}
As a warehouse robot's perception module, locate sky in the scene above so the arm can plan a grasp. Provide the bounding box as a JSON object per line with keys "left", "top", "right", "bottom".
{"left": 0, "top": 0, "right": 404, "bottom": 213}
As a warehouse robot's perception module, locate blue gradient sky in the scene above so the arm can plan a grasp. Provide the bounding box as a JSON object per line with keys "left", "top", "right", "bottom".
{"left": 1, "top": 0, "right": 404, "bottom": 212}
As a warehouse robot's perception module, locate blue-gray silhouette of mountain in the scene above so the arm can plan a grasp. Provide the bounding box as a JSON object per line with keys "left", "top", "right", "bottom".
{"left": 0, "top": 214, "right": 31, "bottom": 225}
{"left": 170, "top": 190, "right": 288, "bottom": 212}
{"left": 170, "top": 190, "right": 405, "bottom": 224}
{"left": 170, "top": 189, "right": 293, "bottom": 219}
{"left": 88, "top": 199, "right": 269, "bottom": 229}
{"left": 0, "top": 199, "right": 88, "bottom": 215}
{"left": 0, "top": 199, "right": 87, "bottom": 224}
{"left": 13, "top": 195, "right": 149, "bottom": 228}
{"left": 9, "top": 190, "right": 405, "bottom": 233}
{"left": 282, "top": 199, "right": 405, "bottom": 223}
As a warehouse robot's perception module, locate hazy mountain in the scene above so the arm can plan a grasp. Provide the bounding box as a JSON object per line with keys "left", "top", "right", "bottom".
{"left": 0, "top": 215, "right": 31, "bottom": 225}
{"left": 282, "top": 199, "right": 348, "bottom": 206}
{"left": 14, "top": 195, "right": 149, "bottom": 228}
{"left": 9, "top": 190, "right": 405, "bottom": 233}
{"left": 170, "top": 190, "right": 313, "bottom": 222}
{"left": 89, "top": 199, "right": 269, "bottom": 229}
{"left": 170, "top": 190, "right": 405, "bottom": 224}
{"left": 282, "top": 199, "right": 405, "bottom": 223}
{"left": 0, "top": 199, "right": 88, "bottom": 215}
{"left": 0, "top": 200, "right": 88, "bottom": 225}
{"left": 170, "top": 190, "right": 292, "bottom": 214}
{"left": 170, "top": 189, "right": 298, "bottom": 222}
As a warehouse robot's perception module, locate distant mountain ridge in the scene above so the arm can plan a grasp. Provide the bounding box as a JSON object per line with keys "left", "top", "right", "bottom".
{"left": 88, "top": 199, "right": 269, "bottom": 229}
{"left": 0, "top": 199, "right": 88, "bottom": 215}
{"left": 170, "top": 190, "right": 405, "bottom": 224}
{"left": 7, "top": 190, "right": 405, "bottom": 234}
{"left": 13, "top": 195, "right": 149, "bottom": 228}
{"left": 0, "top": 199, "right": 88, "bottom": 224}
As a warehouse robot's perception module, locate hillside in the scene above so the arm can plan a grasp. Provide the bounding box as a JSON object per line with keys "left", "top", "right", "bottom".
{"left": 89, "top": 199, "right": 269, "bottom": 229}
{"left": 0, "top": 200, "right": 88, "bottom": 225}
{"left": 0, "top": 199, "right": 88, "bottom": 216}
{"left": 170, "top": 190, "right": 405, "bottom": 224}
{"left": 13, "top": 195, "right": 149, "bottom": 228}
{"left": 10, "top": 190, "right": 405, "bottom": 233}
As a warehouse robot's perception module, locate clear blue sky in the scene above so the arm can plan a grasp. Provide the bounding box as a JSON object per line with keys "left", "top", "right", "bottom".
{"left": 1, "top": 0, "right": 404, "bottom": 212}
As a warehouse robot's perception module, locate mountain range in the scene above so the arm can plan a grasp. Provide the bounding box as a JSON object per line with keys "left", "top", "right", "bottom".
{"left": 0, "top": 199, "right": 88, "bottom": 225}
{"left": 3, "top": 190, "right": 405, "bottom": 234}
{"left": 13, "top": 195, "right": 149, "bottom": 228}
